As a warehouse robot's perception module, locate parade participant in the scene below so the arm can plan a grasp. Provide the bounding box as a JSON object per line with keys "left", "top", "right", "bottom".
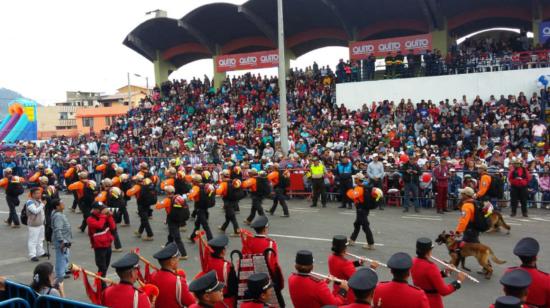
{"left": 95, "top": 156, "right": 115, "bottom": 180}
{"left": 64, "top": 160, "right": 80, "bottom": 211}
{"left": 216, "top": 170, "right": 241, "bottom": 236}
{"left": 1, "top": 168, "right": 24, "bottom": 228}
{"left": 126, "top": 175, "right": 155, "bottom": 241}
{"left": 39, "top": 176, "right": 59, "bottom": 244}
{"left": 26, "top": 187, "right": 46, "bottom": 262}
{"left": 86, "top": 201, "right": 116, "bottom": 282}
{"left": 336, "top": 157, "right": 354, "bottom": 209}
{"left": 68, "top": 172, "right": 97, "bottom": 232}
{"left": 497, "top": 269, "right": 533, "bottom": 307}
{"left": 475, "top": 164, "right": 492, "bottom": 201}
{"left": 243, "top": 169, "right": 270, "bottom": 225}
{"left": 268, "top": 164, "right": 290, "bottom": 217}
{"left": 346, "top": 173, "right": 376, "bottom": 250}
{"left": 102, "top": 253, "right": 151, "bottom": 308}
{"left": 206, "top": 235, "right": 238, "bottom": 308}
{"left": 373, "top": 252, "right": 429, "bottom": 308}
{"left": 490, "top": 296, "right": 522, "bottom": 308}
{"left": 411, "top": 238, "right": 465, "bottom": 308}
{"left": 28, "top": 163, "right": 46, "bottom": 186}
{"left": 155, "top": 186, "right": 188, "bottom": 259}
{"left": 288, "top": 250, "right": 349, "bottom": 308}
{"left": 149, "top": 243, "right": 196, "bottom": 308}
{"left": 96, "top": 181, "right": 123, "bottom": 252}
{"left": 508, "top": 237, "right": 550, "bottom": 307}
{"left": 111, "top": 167, "right": 124, "bottom": 188}
{"left": 160, "top": 167, "right": 177, "bottom": 191}
{"left": 119, "top": 173, "right": 133, "bottom": 225}
{"left": 184, "top": 175, "right": 214, "bottom": 242}
{"left": 433, "top": 158, "right": 450, "bottom": 214}
{"left": 240, "top": 272, "right": 274, "bottom": 308}
{"left": 308, "top": 157, "right": 327, "bottom": 208}
{"left": 455, "top": 187, "right": 481, "bottom": 243}
{"left": 188, "top": 270, "right": 225, "bottom": 308}
{"left": 340, "top": 267, "right": 379, "bottom": 308}
{"left": 44, "top": 168, "right": 57, "bottom": 186}
{"left": 174, "top": 170, "right": 191, "bottom": 195}
{"left": 508, "top": 158, "right": 531, "bottom": 217}
{"left": 109, "top": 185, "right": 130, "bottom": 227}
{"left": 50, "top": 199, "right": 71, "bottom": 285}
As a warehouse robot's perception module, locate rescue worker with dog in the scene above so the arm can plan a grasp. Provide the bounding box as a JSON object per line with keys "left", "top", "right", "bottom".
{"left": 455, "top": 187, "right": 480, "bottom": 243}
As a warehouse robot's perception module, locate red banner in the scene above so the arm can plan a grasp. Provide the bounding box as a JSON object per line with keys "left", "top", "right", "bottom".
{"left": 349, "top": 34, "right": 432, "bottom": 60}
{"left": 215, "top": 50, "right": 279, "bottom": 72}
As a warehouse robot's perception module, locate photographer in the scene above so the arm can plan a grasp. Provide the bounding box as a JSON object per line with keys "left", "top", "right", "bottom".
{"left": 51, "top": 199, "right": 72, "bottom": 284}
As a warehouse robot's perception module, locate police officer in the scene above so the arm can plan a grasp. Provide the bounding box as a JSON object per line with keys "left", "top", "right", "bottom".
{"left": 309, "top": 157, "right": 327, "bottom": 208}
{"left": 373, "top": 252, "right": 429, "bottom": 308}
{"left": 241, "top": 273, "right": 274, "bottom": 308}
{"left": 149, "top": 243, "right": 196, "bottom": 308}
{"left": 206, "top": 235, "right": 238, "bottom": 308}
{"left": 336, "top": 157, "right": 354, "bottom": 209}
{"left": 498, "top": 269, "right": 532, "bottom": 306}
{"left": 340, "top": 267, "right": 378, "bottom": 308}
{"left": 288, "top": 250, "right": 348, "bottom": 308}
{"left": 411, "top": 238, "right": 464, "bottom": 308}
{"left": 188, "top": 270, "right": 225, "bottom": 308}
{"left": 102, "top": 253, "right": 151, "bottom": 308}
{"left": 508, "top": 237, "right": 550, "bottom": 307}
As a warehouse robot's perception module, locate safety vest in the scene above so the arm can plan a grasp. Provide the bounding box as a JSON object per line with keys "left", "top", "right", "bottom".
{"left": 310, "top": 164, "right": 324, "bottom": 179}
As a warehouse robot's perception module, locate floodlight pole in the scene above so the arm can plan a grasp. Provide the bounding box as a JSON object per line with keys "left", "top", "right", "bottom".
{"left": 277, "top": 0, "right": 289, "bottom": 155}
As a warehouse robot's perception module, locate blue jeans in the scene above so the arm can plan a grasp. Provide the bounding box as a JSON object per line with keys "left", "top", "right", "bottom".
{"left": 55, "top": 246, "right": 70, "bottom": 284}
{"left": 403, "top": 183, "right": 419, "bottom": 209}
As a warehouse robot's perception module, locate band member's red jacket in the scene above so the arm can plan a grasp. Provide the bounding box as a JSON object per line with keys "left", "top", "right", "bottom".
{"left": 102, "top": 282, "right": 151, "bottom": 308}
{"left": 411, "top": 257, "right": 460, "bottom": 308}
{"left": 149, "top": 269, "right": 195, "bottom": 308}
{"left": 288, "top": 273, "right": 346, "bottom": 308}
{"left": 373, "top": 280, "right": 430, "bottom": 308}
{"left": 506, "top": 265, "right": 550, "bottom": 308}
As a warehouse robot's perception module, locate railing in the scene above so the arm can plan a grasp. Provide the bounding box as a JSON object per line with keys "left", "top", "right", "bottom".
{"left": 34, "top": 295, "right": 103, "bottom": 308}
{"left": 0, "top": 298, "right": 30, "bottom": 308}
{"left": 4, "top": 281, "right": 37, "bottom": 308}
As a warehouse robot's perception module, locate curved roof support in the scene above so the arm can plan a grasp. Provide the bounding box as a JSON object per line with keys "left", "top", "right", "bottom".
{"left": 448, "top": 6, "right": 531, "bottom": 30}
{"left": 127, "top": 34, "right": 156, "bottom": 61}
{"left": 177, "top": 20, "right": 217, "bottom": 55}
{"left": 237, "top": 5, "right": 277, "bottom": 44}
{"left": 417, "top": 0, "right": 440, "bottom": 30}
{"left": 319, "top": 0, "right": 354, "bottom": 39}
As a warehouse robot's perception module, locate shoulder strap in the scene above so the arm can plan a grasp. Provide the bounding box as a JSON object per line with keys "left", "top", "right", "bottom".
{"left": 133, "top": 290, "right": 139, "bottom": 308}
{"left": 175, "top": 275, "right": 183, "bottom": 307}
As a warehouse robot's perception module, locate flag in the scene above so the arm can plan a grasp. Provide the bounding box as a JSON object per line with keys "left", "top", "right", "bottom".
{"left": 197, "top": 230, "right": 213, "bottom": 272}
{"left": 80, "top": 270, "right": 103, "bottom": 305}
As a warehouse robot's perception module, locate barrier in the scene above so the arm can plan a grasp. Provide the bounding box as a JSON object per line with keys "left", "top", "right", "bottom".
{"left": 34, "top": 295, "right": 103, "bottom": 308}
{"left": 4, "top": 281, "right": 37, "bottom": 308}
{"left": 0, "top": 298, "right": 30, "bottom": 308}
{"left": 286, "top": 169, "right": 311, "bottom": 197}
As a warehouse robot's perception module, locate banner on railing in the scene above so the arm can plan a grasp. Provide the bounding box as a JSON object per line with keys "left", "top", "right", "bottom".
{"left": 215, "top": 50, "right": 279, "bottom": 73}
{"left": 539, "top": 21, "right": 550, "bottom": 44}
{"left": 349, "top": 34, "right": 432, "bottom": 60}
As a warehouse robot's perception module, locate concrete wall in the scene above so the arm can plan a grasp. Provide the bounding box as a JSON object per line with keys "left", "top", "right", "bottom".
{"left": 336, "top": 68, "right": 550, "bottom": 110}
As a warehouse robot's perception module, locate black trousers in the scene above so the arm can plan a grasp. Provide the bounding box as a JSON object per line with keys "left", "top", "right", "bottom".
{"left": 78, "top": 202, "right": 91, "bottom": 232}
{"left": 94, "top": 247, "right": 112, "bottom": 279}
{"left": 339, "top": 179, "right": 353, "bottom": 207}
{"left": 350, "top": 209, "right": 374, "bottom": 245}
{"left": 463, "top": 229, "right": 480, "bottom": 243}
{"left": 167, "top": 221, "right": 187, "bottom": 256}
{"left": 138, "top": 207, "right": 153, "bottom": 237}
{"left": 270, "top": 188, "right": 289, "bottom": 215}
{"left": 191, "top": 209, "right": 212, "bottom": 241}
{"left": 6, "top": 196, "right": 20, "bottom": 226}
{"left": 116, "top": 203, "right": 130, "bottom": 225}
{"left": 112, "top": 229, "right": 122, "bottom": 249}
{"left": 71, "top": 191, "right": 78, "bottom": 210}
{"left": 311, "top": 178, "right": 326, "bottom": 207}
{"left": 221, "top": 201, "right": 239, "bottom": 232}
{"left": 510, "top": 186, "right": 528, "bottom": 215}
{"left": 247, "top": 196, "right": 265, "bottom": 222}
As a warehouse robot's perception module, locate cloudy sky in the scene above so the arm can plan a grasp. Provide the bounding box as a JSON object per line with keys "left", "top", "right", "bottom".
{"left": 0, "top": 0, "right": 347, "bottom": 105}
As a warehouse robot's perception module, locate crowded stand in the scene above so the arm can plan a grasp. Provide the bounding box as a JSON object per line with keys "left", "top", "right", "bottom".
{"left": 1, "top": 37, "right": 550, "bottom": 308}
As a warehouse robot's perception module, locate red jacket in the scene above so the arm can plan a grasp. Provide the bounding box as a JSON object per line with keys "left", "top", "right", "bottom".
{"left": 102, "top": 282, "right": 151, "bottom": 308}
{"left": 373, "top": 280, "right": 429, "bottom": 308}
{"left": 86, "top": 212, "right": 115, "bottom": 249}
{"left": 328, "top": 254, "right": 357, "bottom": 304}
{"left": 149, "top": 269, "right": 195, "bottom": 308}
{"left": 506, "top": 266, "right": 550, "bottom": 308}
{"left": 242, "top": 235, "right": 284, "bottom": 289}
{"left": 433, "top": 165, "right": 449, "bottom": 187}
{"left": 205, "top": 256, "right": 237, "bottom": 308}
{"left": 240, "top": 301, "right": 271, "bottom": 308}
{"left": 411, "top": 257, "right": 458, "bottom": 308}
{"left": 341, "top": 304, "right": 372, "bottom": 308}
{"left": 508, "top": 167, "right": 531, "bottom": 187}
{"left": 288, "top": 273, "right": 346, "bottom": 308}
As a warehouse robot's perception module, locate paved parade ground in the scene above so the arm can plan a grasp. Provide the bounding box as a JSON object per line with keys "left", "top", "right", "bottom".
{"left": 1, "top": 192, "right": 549, "bottom": 308}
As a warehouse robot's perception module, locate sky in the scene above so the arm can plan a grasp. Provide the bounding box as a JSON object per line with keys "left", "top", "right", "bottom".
{"left": 0, "top": 0, "right": 348, "bottom": 105}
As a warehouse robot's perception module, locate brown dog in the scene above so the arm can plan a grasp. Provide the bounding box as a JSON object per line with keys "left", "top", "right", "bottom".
{"left": 486, "top": 211, "right": 511, "bottom": 234}
{"left": 435, "top": 231, "right": 506, "bottom": 279}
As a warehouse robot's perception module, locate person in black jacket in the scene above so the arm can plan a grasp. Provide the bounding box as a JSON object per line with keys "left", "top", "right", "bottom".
{"left": 400, "top": 155, "right": 421, "bottom": 213}
{"left": 2, "top": 168, "right": 23, "bottom": 228}
{"left": 336, "top": 157, "right": 355, "bottom": 209}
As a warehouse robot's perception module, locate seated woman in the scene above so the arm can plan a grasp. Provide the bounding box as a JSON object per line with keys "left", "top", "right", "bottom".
{"left": 31, "top": 262, "right": 63, "bottom": 297}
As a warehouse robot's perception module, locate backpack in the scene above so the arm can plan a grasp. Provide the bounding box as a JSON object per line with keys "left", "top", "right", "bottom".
{"left": 82, "top": 183, "right": 97, "bottom": 207}
{"left": 278, "top": 173, "right": 290, "bottom": 189}
{"left": 20, "top": 203, "right": 28, "bottom": 225}
{"left": 104, "top": 164, "right": 116, "bottom": 179}
{"left": 6, "top": 181, "right": 24, "bottom": 197}
{"left": 361, "top": 185, "right": 378, "bottom": 210}
{"left": 254, "top": 177, "right": 271, "bottom": 197}
{"left": 174, "top": 178, "right": 191, "bottom": 195}
{"left": 199, "top": 185, "right": 216, "bottom": 209}
{"left": 470, "top": 200, "right": 490, "bottom": 232}
{"left": 225, "top": 181, "right": 245, "bottom": 202}
{"left": 486, "top": 175, "right": 504, "bottom": 199}
{"left": 139, "top": 183, "right": 158, "bottom": 205}
{"left": 167, "top": 196, "right": 190, "bottom": 224}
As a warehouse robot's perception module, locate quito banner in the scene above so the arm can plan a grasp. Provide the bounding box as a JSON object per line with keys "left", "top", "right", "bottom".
{"left": 349, "top": 33, "right": 432, "bottom": 60}
{"left": 215, "top": 50, "right": 279, "bottom": 73}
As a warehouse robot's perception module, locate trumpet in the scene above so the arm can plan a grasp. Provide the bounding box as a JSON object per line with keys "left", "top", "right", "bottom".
{"left": 310, "top": 271, "right": 345, "bottom": 285}
{"left": 430, "top": 256, "right": 480, "bottom": 283}
{"left": 345, "top": 253, "right": 388, "bottom": 268}
{"left": 69, "top": 263, "right": 116, "bottom": 286}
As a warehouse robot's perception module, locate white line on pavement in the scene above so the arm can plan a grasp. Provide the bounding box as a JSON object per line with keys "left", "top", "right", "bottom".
{"left": 531, "top": 217, "right": 550, "bottom": 222}
{"left": 0, "top": 257, "right": 29, "bottom": 266}
{"left": 403, "top": 214, "right": 443, "bottom": 218}
{"left": 269, "top": 233, "right": 384, "bottom": 246}
{"left": 507, "top": 223, "right": 522, "bottom": 226}
{"left": 401, "top": 216, "right": 442, "bottom": 221}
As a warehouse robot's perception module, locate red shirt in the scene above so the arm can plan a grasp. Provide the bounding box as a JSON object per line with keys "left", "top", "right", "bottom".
{"left": 328, "top": 254, "right": 357, "bottom": 303}
{"left": 240, "top": 301, "right": 269, "bottom": 308}
{"left": 205, "top": 256, "right": 236, "bottom": 308}
{"left": 506, "top": 266, "right": 550, "bottom": 308}
{"left": 411, "top": 257, "right": 458, "bottom": 308}
{"left": 149, "top": 269, "right": 195, "bottom": 308}
{"left": 341, "top": 304, "right": 372, "bottom": 308}
{"left": 86, "top": 212, "right": 115, "bottom": 249}
{"left": 242, "top": 235, "right": 282, "bottom": 288}
{"left": 288, "top": 273, "right": 346, "bottom": 308}
{"left": 102, "top": 282, "right": 151, "bottom": 308}
{"left": 508, "top": 167, "right": 531, "bottom": 187}
{"left": 373, "top": 280, "right": 430, "bottom": 308}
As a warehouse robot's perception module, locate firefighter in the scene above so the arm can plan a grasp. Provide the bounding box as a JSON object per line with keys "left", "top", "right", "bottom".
{"left": 216, "top": 170, "right": 242, "bottom": 236}
{"left": 155, "top": 186, "right": 188, "bottom": 259}
{"left": 268, "top": 164, "right": 290, "bottom": 217}
{"left": 126, "top": 175, "right": 155, "bottom": 241}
